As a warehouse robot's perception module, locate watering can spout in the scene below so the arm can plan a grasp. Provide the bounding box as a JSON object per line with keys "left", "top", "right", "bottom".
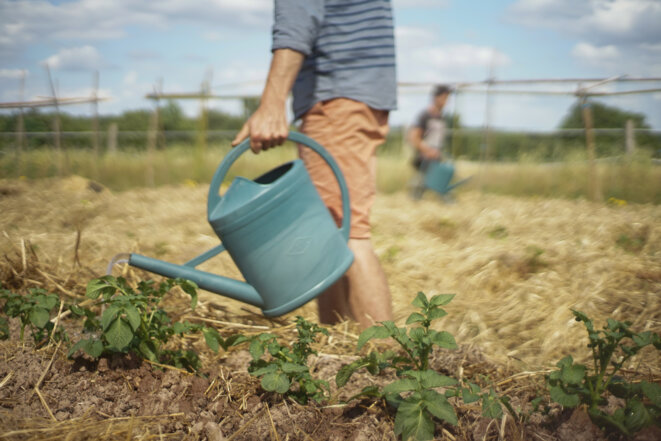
{"left": 128, "top": 253, "right": 264, "bottom": 308}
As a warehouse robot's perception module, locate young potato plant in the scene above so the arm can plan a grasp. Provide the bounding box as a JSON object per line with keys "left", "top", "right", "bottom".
{"left": 243, "top": 316, "right": 329, "bottom": 404}
{"left": 546, "top": 309, "right": 661, "bottom": 436}
{"left": 0, "top": 285, "right": 64, "bottom": 344}
{"left": 68, "top": 275, "right": 233, "bottom": 372}
{"left": 337, "top": 292, "right": 504, "bottom": 441}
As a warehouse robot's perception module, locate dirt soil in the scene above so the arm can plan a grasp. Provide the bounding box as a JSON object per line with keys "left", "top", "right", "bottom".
{"left": 1, "top": 176, "right": 660, "bottom": 440}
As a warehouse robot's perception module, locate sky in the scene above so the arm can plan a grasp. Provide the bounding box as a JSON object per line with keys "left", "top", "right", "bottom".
{"left": 1, "top": 0, "right": 660, "bottom": 131}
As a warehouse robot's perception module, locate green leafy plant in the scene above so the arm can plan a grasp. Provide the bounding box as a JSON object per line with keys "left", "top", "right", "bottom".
{"left": 0, "top": 285, "right": 63, "bottom": 344}
{"left": 546, "top": 309, "right": 661, "bottom": 435}
{"left": 244, "top": 316, "right": 329, "bottom": 404}
{"left": 337, "top": 292, "right": 503, "bottom": 441}
{"left": 68, "top": 275, "right": 233, "bottom": 372}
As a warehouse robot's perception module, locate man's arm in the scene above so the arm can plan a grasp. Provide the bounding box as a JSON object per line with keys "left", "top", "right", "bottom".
{"left": 408, "top": 125, "right": 441, "bottom": 160}
{"left": 231, "top": 48, "right": 304, "bottom": 153}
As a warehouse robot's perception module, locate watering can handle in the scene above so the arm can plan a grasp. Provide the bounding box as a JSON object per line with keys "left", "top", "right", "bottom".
{"left": 207, "top": 132, "right": 351, "bottom": 241}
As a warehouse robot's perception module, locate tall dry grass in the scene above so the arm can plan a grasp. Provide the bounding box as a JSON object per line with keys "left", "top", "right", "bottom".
{"left": 1, "top": 142, "right": 659, "bottom": 203}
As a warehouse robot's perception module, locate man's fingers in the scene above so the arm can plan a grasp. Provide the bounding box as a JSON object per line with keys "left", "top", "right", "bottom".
{"left": 232, "top": 124, "right": 250, "bottom": 147}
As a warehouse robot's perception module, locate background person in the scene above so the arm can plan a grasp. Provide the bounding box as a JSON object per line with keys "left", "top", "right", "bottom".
{"left": 231, "top": 0, "right": 396, "bottom": 329}
{"left": 407, "top": 85, "right": 452, "bottom": 199}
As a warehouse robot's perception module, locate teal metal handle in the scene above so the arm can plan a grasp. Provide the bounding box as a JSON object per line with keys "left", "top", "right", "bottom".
{"left": 207, "top": 132, "right": 352, "bottom": 240}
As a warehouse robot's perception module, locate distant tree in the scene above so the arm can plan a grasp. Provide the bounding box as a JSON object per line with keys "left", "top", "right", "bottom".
{"left": 559, "top": 100, "right": 651, "bottom": 129}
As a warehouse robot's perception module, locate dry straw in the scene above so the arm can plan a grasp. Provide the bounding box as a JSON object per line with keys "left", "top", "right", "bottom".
{"left": 1, "top": 175, "right": 659, "bottom": 374}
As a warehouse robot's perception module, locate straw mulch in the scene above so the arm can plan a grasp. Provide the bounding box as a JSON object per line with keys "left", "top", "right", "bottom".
{"left": 1, "top": 175, "right": 660, "bottom": 440}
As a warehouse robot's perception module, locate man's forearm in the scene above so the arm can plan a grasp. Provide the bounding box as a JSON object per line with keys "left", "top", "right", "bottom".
{"left": 261, "top": 48, "right": 305, "bottom": 109}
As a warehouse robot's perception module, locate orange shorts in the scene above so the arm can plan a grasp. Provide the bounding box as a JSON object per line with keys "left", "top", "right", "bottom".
{"left": 299, "top": 98, "right": 389, "bottom": 239}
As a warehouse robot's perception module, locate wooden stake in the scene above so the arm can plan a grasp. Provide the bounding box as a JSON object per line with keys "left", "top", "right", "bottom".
{"left": 92, "top": 71, "right": 100, "bottom": 165}
{"left": 146, "top": 80, "right": 162, "bottom": 187}
{"left": 15, "top": 71, "right": 26, "bottom": 172}
{"left": 625, "top": 119, "right": 636, "bottom": 156}
{"left": 45, "top": 64, "right": 64, "bottom": 175}
{"left": 580, "top": 97, "right": 602, "bottom": 201}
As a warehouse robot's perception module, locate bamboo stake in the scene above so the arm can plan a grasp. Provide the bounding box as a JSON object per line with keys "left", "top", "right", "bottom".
{"left": 15, "top": 70, "right": 26, "bottom": 173}
{"left": 92, "top": 71, "right": 100, "bottom": 172}
{"left": 45, "top": 64, "right": 64, "bottom": 176}
{"left": 146, "top": 80, "right": 162, "bottom": 187}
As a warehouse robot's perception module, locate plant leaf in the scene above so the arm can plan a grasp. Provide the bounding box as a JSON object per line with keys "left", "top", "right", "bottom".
{"left": 281, "top": 362, "right": 308, "bottom": 374}
{"left": 481, "top": 390, "right": 503, "bottom": 419}
{"left": 429, "top": 294, "right": 454, "bottom": 307}
{"left": 383, "top": 378, "right": 419, "bottom": 395}
{"left": 262, "top": 372, "right": 290, "bottom": 394}
{"left": 357, "top": 325, "right": 391, "bottom": 350}
{"left": 560, "top": 362, "right": 585, "bottom": 385}
{"left": 549, "top": 385, "right": 580, "bottom": 408}
{"left": 641, "top": 381, "right": 661, "bottom": 407}
{"left": 462, "top": 388, "right": 481, "bottom": 404}
{"left": 105, "top": 318, "right": 134, "bottom": 351}
{"left": 251, "top": 364, "right": 279, "bottom": 376}
{"left": 176, "top": 279, "right": 198, "bottom": 310}
{"left": 101, "top": 305, "right": 120, "bottom": 331}
{"left": 406, "top": 312, "right": 426, "bottom": 325}
{"left": 430, "top": 330, "right": 457, "bottom": 349}
{"left": 87, "top": 339, "right": 104, "bottom": 358}
{"left": 412, "top": 292, "right": 429, "bottom": 309}
{"left": 124, "top": 304, "right": 141, "bottom": 332}
{"left": 86, "top": 277, "right": 116, "bottom": 299}
{"left": 422, "top": 389, "right": 457, "bottom": 425}
{"left": 28, "top": 308, "right": 50, "bottom": 329}
{"left": 427, "top": 308, "right": 447, "bottom": 321}
{"left": 394, "top": 395, "right": 435, "bottom": 441}
{"left": 203, "top": 328, "right": 220, "bottom": 353}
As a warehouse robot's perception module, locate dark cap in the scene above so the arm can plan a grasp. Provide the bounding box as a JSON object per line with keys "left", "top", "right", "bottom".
{"left": 433, "top": 84, "right": 451, "bottom": 97}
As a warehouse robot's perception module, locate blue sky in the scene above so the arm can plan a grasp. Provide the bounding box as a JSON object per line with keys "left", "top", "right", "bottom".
{"left": 1, "top": 0, "right": 660, "bottom": 130}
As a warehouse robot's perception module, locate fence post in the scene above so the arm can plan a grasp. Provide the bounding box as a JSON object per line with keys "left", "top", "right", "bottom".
{"left": 15, "top": 71, "right": 26, "bottom": 174}
{"left": 625, "top": 119, "right": 636, "bottom": 156}
{"left": 45, "top": 64, "right": 64, "bottom": 175}
{"left": 107, "top": 123, "right": 118, "bottom": 155}
{"left": 581, "top": 97, "right": 602, "bottom": 201}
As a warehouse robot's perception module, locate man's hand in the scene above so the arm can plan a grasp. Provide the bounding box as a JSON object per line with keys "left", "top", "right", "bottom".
{"left": 231, "top": 48, "right": 304, "bottom": 153}
{"left": 420, "top": 143, "right": 441, "bottom": 161}
{"left": 232, "top": 103, "right": 289, "bottom": 153}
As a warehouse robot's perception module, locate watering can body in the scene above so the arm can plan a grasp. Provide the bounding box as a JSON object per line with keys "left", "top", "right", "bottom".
{"left": 424, "top": 161, "right": 456, "bottom": 195}
{"left": 128, "top": 132, "right": 353, "bottom": 317}
{"left": 421, "top": 160, "right": 471, "bottom": 196}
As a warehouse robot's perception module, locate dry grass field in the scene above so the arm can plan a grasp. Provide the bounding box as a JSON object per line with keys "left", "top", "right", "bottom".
{"left": 0, "top": 173, "right": 659, "bottom": 440}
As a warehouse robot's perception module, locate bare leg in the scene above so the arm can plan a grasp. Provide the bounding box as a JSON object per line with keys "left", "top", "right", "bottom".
{"left": 317, "top": 238, "right": 393, "bottom": 329}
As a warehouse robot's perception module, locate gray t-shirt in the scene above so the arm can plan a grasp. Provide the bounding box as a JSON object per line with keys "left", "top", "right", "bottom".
{"left": 272, "top": 0, "right": 397, "bottom": 119}
{"left": 413, "top": 109, "right": 447, "bottom": 152}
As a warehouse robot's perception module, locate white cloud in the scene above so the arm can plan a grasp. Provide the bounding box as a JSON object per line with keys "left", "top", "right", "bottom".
{"left": 0, "top": 0, "right": 272, "bottom": 58}
{"left": 396, "top": 26, "right": 511, "bottom": 84}
{"left": 0, "top": 68, "right": 27, "bottom": 79}
{"left": 123, "top": 71, "right": 138, "bottom": 86}
{"left": 509, "top": 0, "right": 661, "bottom": 43}
{"left": 508, "top": 0, "right": 661, "bottom": 76}
{"left": 43, "top": 46, "right": 105, "bottom": 71}
{"left": 571, "top": 42, "right": 620, "bottom": 66}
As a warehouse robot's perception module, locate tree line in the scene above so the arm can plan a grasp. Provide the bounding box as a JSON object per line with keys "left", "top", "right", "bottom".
{"left": 0, "top": 99, "right": 658, "bottom": 161}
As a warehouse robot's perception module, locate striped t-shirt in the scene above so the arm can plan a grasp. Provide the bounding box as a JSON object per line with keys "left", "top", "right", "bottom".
{"left": 272, "top": 0, "right": 397, "bottom": 119}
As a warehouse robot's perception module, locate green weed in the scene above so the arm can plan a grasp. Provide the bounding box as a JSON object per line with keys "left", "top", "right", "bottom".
{"left": 545, "top": 310, "right": 661, "bottom": 435}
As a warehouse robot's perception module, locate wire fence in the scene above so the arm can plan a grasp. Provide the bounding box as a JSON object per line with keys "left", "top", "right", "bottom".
{"left": 1, "top": 127, "right": 660, "bottom": 161}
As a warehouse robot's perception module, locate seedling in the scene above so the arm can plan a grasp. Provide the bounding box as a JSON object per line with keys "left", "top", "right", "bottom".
{"left": 337, "top": 292, "right": 504, "bottom": 441}
{"left": 546, "top": 310, "right": 661, "bottom": 435}
{"left": 243, "top": 316, "right": 329, "bottom": 404}
{"left": 68, "top": 275, "right": 234, "bottom": 372}
{"left": 0, "top": 285, "right": 63, "bottom": 344}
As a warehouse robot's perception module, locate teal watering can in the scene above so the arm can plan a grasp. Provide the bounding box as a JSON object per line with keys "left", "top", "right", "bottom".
{"left": 127, "top": 132, "right": 354, "bottom": 317}
{"left": 422, "top": 160, "right": 471, "bottom": 196}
